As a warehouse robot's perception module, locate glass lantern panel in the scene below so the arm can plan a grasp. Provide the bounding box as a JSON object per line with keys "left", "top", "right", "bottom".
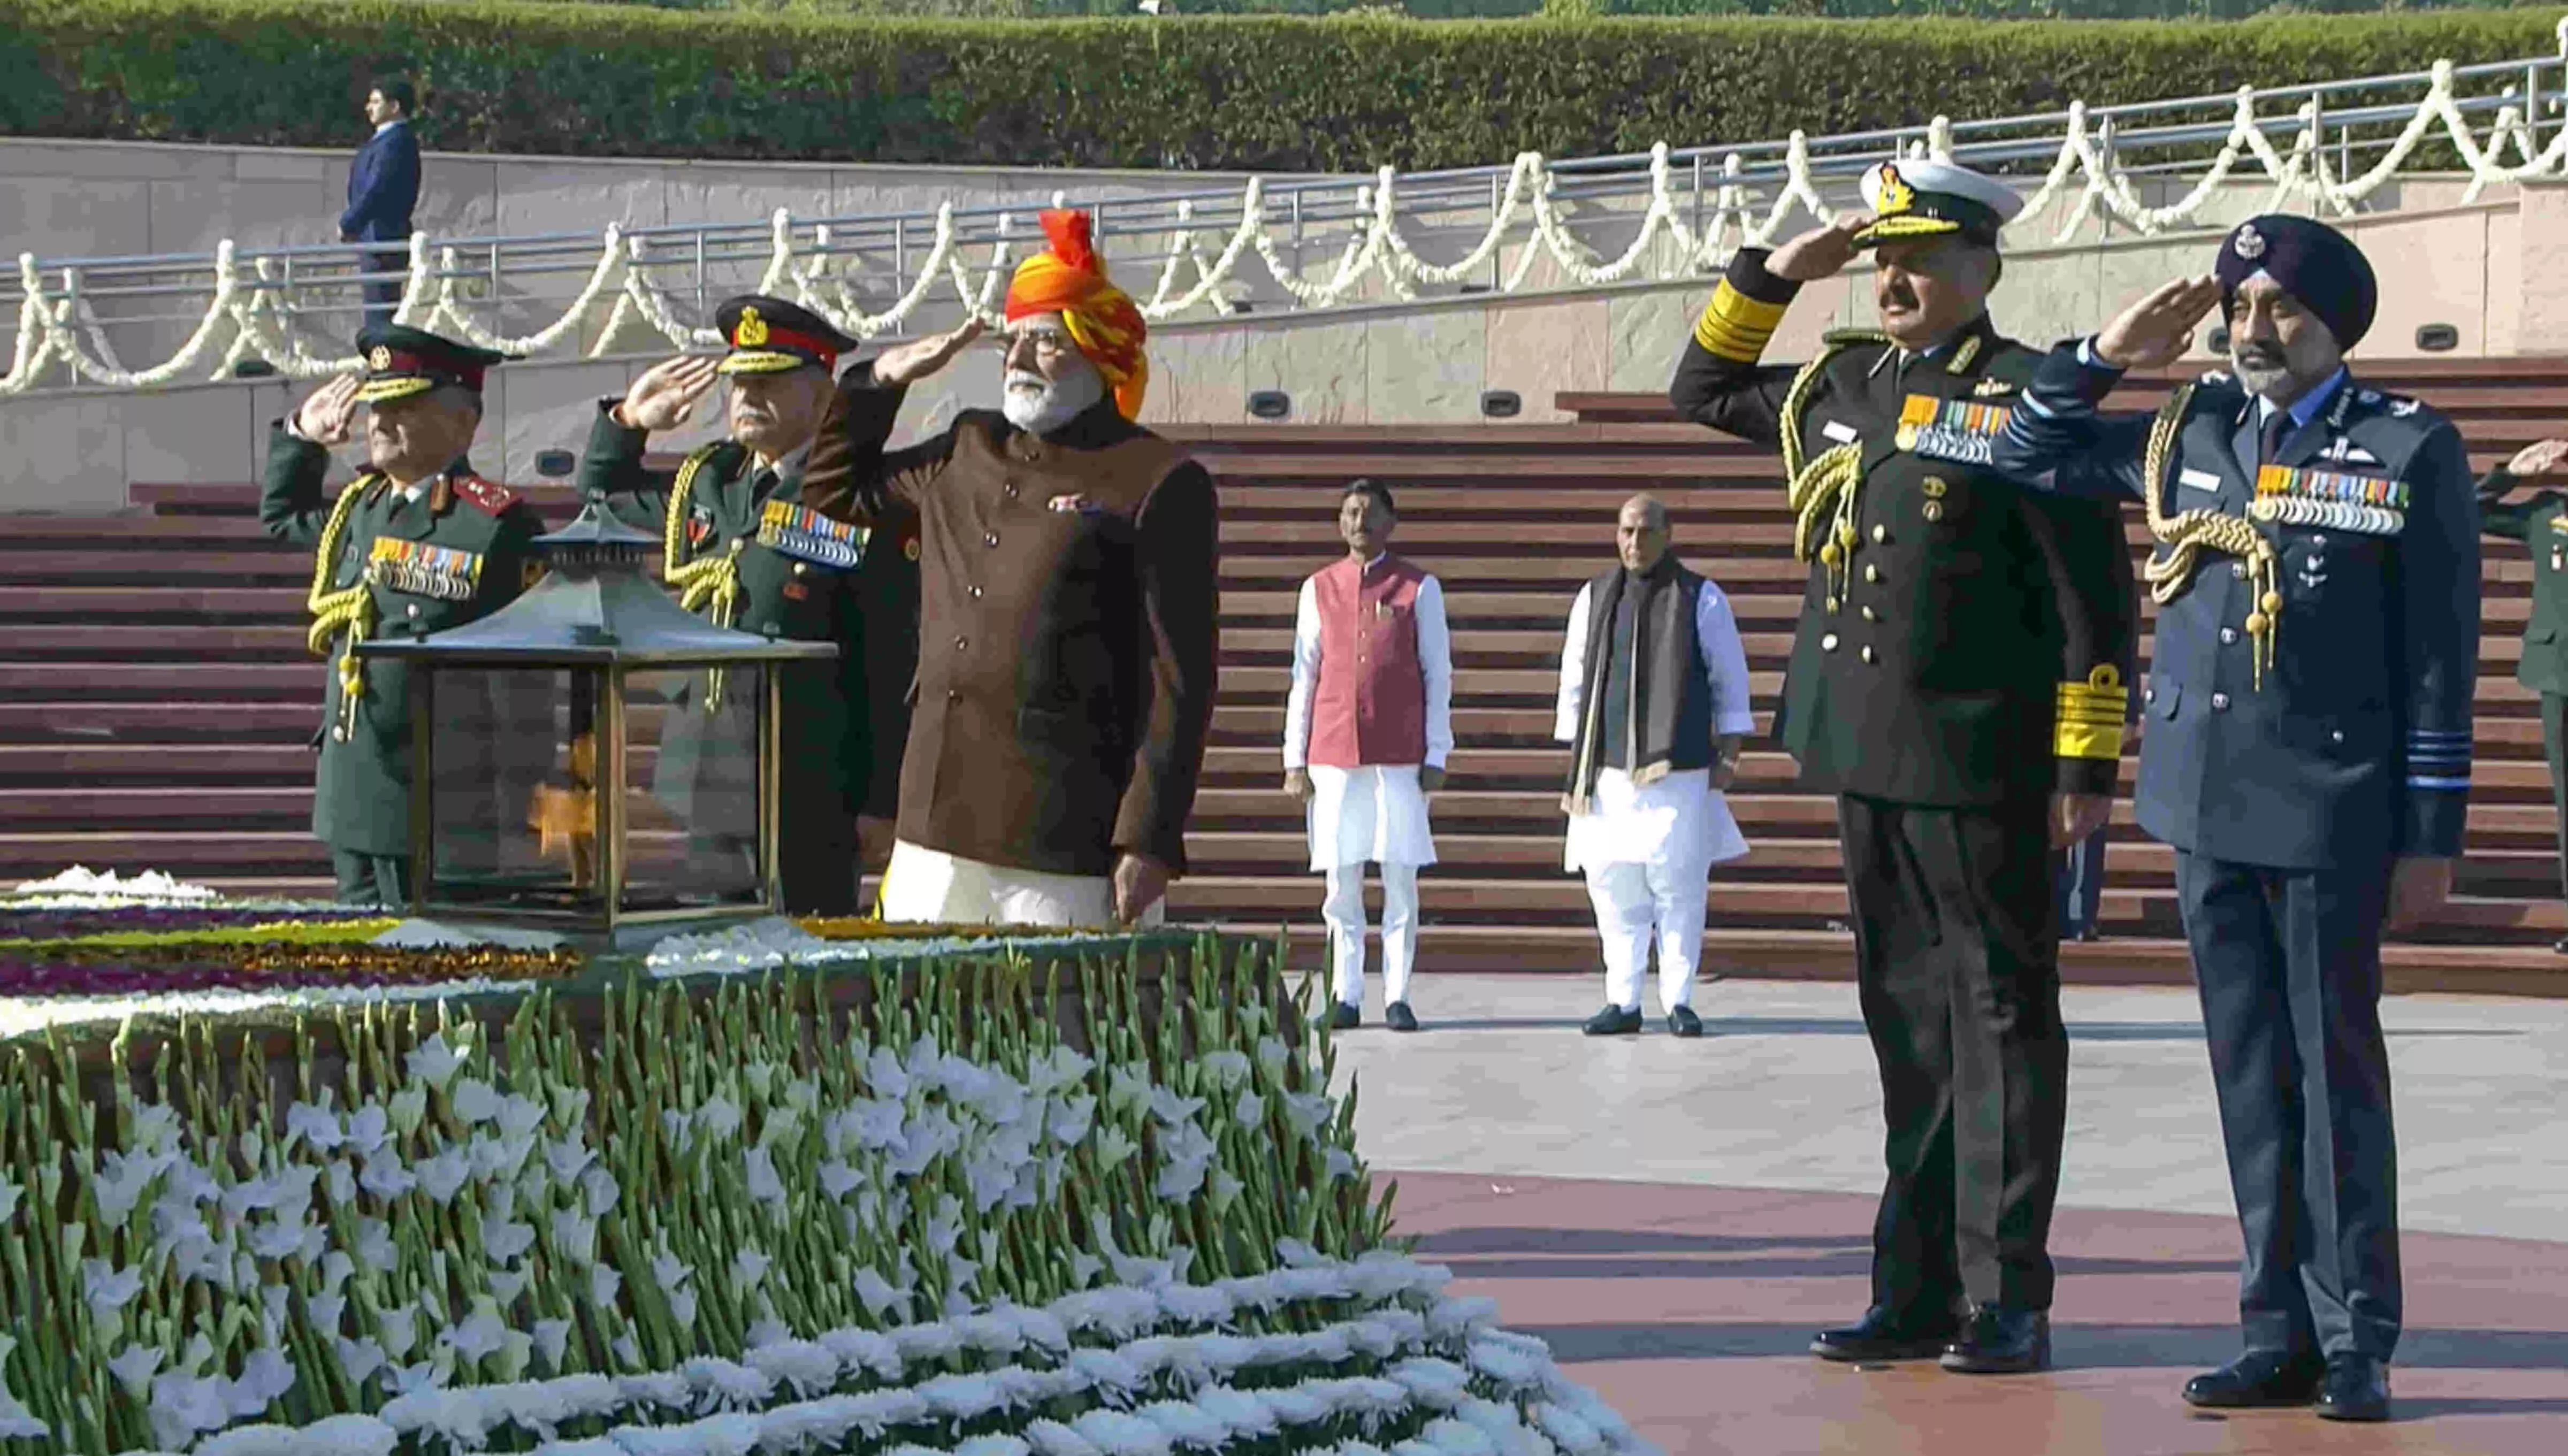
{"left": 621, "top": 664, "right": 771, "bottom": 912}
{"left": 423, "top": 666, "right": 597, "bottom": 911}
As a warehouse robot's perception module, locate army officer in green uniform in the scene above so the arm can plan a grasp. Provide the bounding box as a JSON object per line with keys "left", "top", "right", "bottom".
{"left": 262, "top": 325, "right": 551, "bottom": 906}
{"left": 2477, "top": 435, "right": 2568, "bottom": 951}
{"left": 578, "top": 296, "right": 920, "bottom": 914}
{"left": 1670, "top": 159, "right": 2140, "bottom": 1377}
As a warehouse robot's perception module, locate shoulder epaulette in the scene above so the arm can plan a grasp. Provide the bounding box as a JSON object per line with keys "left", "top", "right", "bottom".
{"left": 452, "top": 476, "right": 517, "bottom": 515}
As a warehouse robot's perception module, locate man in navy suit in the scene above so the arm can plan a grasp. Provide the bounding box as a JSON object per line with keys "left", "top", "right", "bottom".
{"left": 1990, "top": 216, "right": 2480, "bottom": 1424}
{"left": 342, "top": 78, "right": 422, "bottom": 336}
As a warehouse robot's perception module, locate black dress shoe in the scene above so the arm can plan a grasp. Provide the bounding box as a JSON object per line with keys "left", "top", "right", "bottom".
{"left": 2314, "top": 1353, "right": 2391, "bottom": 1422}
{"left": 2181, "top": 1348, "right": 2325, "bottom": 1408}
{"left": 1385, "top": 1001, "right": 1419, "bottom": 1033}
{"left": 1810, "top": 1305, "right": 1961, "bottom": 1362}
{"left": 1939, "top": 1306, "right": 2051, "bottom": 1374}
{"left": 1667, "top": 1005, "right": 1703, "bottom": 1038}
{"left": 1318, "top": 1001, "right": 1359, "bottom": 1031}
{"left": 1581, "top": 1004, "right": 1642, "bottom": 1036}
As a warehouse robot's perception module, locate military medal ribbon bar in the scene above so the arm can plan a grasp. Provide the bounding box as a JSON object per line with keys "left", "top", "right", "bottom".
{"left": 1895, "top": 394, "right": 2014, "bottom": 466}
{"left": 2250, "top": 464, "right": 2408, "bottom": 537}
{"left": 755, "top": 500, "right": 868, "bottom": 570}
{"left": 364, "top": 538, "right": 483, "bottom": 602}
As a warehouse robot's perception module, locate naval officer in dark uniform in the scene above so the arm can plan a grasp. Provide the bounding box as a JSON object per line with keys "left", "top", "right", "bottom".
{"left": 261, "top": 325, "right": 551, "bottom": 905}
{"left": 2474, "top": 436, "right": 2568, "bottom": 949}
{"left": 1671, "top": 158, "right": 2141, "bottom": 1376}
{"left": 577, "top": 296, "right": 921, "bottom": 914}
{"left": 1991, "top": 216, "right": 2482, "bottom": 1423}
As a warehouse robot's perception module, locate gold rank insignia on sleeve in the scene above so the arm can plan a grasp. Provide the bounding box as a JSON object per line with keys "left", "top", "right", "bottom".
{"left": 2055, "top": 664, "right": 2130, "bottom": 761}
{"left": 1692, "top": 280, "right": 1790, "bottom": 364}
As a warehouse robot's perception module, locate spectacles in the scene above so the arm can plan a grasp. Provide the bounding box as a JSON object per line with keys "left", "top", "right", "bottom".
{"left": 1005, "top": 329, "right": 1074, "bottom": 361}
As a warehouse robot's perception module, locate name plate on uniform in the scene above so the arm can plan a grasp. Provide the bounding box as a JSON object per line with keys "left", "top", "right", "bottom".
{"left": 755, "top": 501, "right": 868, "bottom": 570}
{"left": 1894, "top": 395, "right": 2013, "bottom": 466}
{"left": 2250, "top": 464, "right": 2408, "bottom": 537}
{"left": 365, "top": 538, "right": 483, "bottom": 601}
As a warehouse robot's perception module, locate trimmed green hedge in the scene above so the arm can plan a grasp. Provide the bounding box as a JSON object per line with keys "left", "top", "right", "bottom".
{"left": 2, "top": 2, "right": 2559, "bottom": 171}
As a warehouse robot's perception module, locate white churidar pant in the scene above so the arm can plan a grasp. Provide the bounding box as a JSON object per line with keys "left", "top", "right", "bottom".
{"left": 878, "top": 840, "right": 1165, "bottom": 930}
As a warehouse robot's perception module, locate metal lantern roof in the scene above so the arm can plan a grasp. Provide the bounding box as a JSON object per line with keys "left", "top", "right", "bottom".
{"left": 359, "top": 495, "right": 838, "bottom": 668}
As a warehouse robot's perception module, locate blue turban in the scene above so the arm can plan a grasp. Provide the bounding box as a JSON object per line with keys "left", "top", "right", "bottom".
{"left": 2213, "top": 214, "right": 2378, "bottom": 352}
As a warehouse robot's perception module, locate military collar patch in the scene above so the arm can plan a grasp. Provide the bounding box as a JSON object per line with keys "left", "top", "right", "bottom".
{"left": 452, "top": 476, "right": 517, "bottom": 516}
{"left": 2388, "top": 396, "right": 2421, "bottom": 417}
{"left": 1970, "top": 376, "right": 2017, "bottom": 399}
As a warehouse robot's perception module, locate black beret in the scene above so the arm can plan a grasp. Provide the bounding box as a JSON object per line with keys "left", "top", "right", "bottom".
{"left": 2214, "top": 214, "right": 2378, "bottom": 352}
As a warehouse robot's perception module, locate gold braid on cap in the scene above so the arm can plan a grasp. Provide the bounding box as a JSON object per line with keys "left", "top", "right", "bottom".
{"left": 1779, "top": 332, "right": 1892, "bottom": 612}
{"left": 2141, "top": 383, "right": 2282, "bottom": 688}
{"left": 662, "top": 442, "right": 747, "bottom": 711}
{"left": 305, "top": 474, "right": 383, "bottom": 742}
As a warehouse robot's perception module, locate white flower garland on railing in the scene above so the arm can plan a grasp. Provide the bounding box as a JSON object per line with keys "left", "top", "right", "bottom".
{"left": 8, "top": 19, "right": 2564, "bottom": 397}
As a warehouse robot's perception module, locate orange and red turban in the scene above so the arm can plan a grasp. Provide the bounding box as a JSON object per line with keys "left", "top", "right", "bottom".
{"left": 1005, "top": 209, "right": 1149, "bottom": 420}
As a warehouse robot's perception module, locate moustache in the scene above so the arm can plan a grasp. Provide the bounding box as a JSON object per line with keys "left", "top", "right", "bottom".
{"left": 1004, "top": 370, "right": 1050, "bottom": 392}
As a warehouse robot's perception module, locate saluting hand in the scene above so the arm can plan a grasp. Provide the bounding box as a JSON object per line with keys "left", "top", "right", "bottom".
{"left": 615, "top": 355, "right": 721, "bottom": 434}
{"left": 2505, "top": 439, "right": 2568, "bottom": 480}
{"left": 293, "top": 374, "right": 364, "bottom": 449}
{"left": 873, "top": 319, "right": 987, "bottom": 388}
{"left": 1764, "top": 213, "right": 1873, "bottom": 283}
{"left": 2094, "top": 276, "right": 2223, "bottom": 371}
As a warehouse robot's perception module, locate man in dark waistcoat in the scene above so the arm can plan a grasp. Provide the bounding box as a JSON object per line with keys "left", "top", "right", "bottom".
{"left": 801, "top": 210, "right": 1219, "bottom": 928}
{"left": 2474, "top": 436, "right": 2568, "bottom": 949}
{"left": 1671, "top": 158, "right": 2140, "bottom": 1376}
{"left": 261, "top": 324, "right": 549, "bottom": 905}
{"left": 576, "top": 296, "right": 921, "bottom": 915}
{"left": 1991, "top": 215, "right": 2483, "bottom": 1422}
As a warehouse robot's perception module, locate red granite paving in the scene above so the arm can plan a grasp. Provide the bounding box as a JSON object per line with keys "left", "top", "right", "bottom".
{"left": 1384, "top": 1172, "right": 2568, "bottom": 1456}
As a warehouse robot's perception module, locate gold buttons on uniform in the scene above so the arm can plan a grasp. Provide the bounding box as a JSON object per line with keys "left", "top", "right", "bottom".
{"left": 1922, "top": 501, "right": 1945, "bottom": 523}
{"left": 1864, "top": 563, "right": 1881, "bottom": 583}
{"left": 984, "top": 532, "right": 1000, "bottom": 548}
{"left": 1860, "top": 645, "right": 1876, "bottom": 663}
{"left": 1861, "top": 606, "right": 1877, "bottom": 622}
{"left": 1825, "top": 595, "right": 1840, "bottom": 613}
{"left": 1823, "top": 633, "right": 1840, "bottom": 652}
{"left": 1871, "top": 523, "right": 1888, "bottom": 543}
{"left": 793, "top": 562, "right": 808, "bottom": 576}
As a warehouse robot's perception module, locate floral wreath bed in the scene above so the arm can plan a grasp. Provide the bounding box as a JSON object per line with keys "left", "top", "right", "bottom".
{"left": 0, "top": 870, "right": 1655, "bottom": 1456}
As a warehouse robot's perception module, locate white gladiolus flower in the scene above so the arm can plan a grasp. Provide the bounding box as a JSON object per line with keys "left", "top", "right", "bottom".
{"left": 106, "top": 1341, "right": 164, "bottom": 1398}
{"left": 387, "top": 1085, "right": 430, "bottom": 1138}
{"left": 343, "top": 1104, "right": 391, "bottom": 1157}
{"left": 1231, "top": 1090, "right": 1265, "bottom": 1129}
{"left": 414, "top": 1152, "right": 471, "bottom": 1205}
{"left": 228, "top": 1346, "right": 297, "bottom": 1413}
{"left": 90, "top": 1147, "right": 167, "bottom": 1227}
{"left": 335, "top": 1336, "right": 387, "bottom": 1388}
{"left": 481, "top": 1216, "right": 537, "bottom": 1263}
{"left": 1282, "top": 1092, "right": 1333, "bottom": 1138}
{"left": 307, "top": 1292, "right": 348, "bottom": 1337}
{"left": 441, "top": 1306, "right": 509, "bottom": 1365}
{"left": 1145, "top": 1086, "right": 1204, "bottom": 1127}
{"left": 325, "top": 1158, "right": 358, "bottom": 1206}
{"left": 249, "top": 1212, "right": 316, "bottom": 1261}
{"left": 376, "top": 1307, "right": 419, "bottom": 1361}
{"left": 732, "top": 1246, "right": 772, "bottom": 1288}
{"left": 405, "top": 1035, "right": 465, "bottom": 1091}
{"left": 696, "top": 1093, "right": 744, "bottom": 1144}
{"left": 1095, "top": 1127, "right": 1139, "bottom": 1169}
{"left": 652, "top": 1251, "right": 692, "bottom": 1292}
{"left": 497, "top": 1094, "right": 547, "bottom": 1142}
{"left": 356, "top": 1219, "right": 398, "bottom": 1271}
{"left": 743, "top": 1146, "right": 786, "bottom": 1206}
{"left": 551, "top": 1209, "right": 599, "bottom": 1266}
{"left": 545, "top": 1136, "right": 596, "bottom": 1184}
{"left": 582, "top": 1166, "right": 621, "bottom": 1216}
{"left": 852, "top": 1096, "right": 907, "bottom": 1150}
{"left": 1254, "top": 1036, "right": 1289, "bottom": 1080}
{"left": 1105, "top": 1064, "right": 1151, "bottom": 1113}
{"left": 818, "top": 1159, "right": 863, "bottom": 1199}
{"left": 1048, "top": 1094, "right": 1096, "bottom": 1147}
{"left": 82, "top": 1258, "right": 143, "bottom": 1318}
{"left": 588, "top": 1263, "right": 623, "bottom": 1309}
{"left": 668, "top": 1286, "right": 700, "bottom": 1331}
{"left": 487, "top": 1268, "right": 530, "bottom": 1305}
{"left": 533, "top": 1317, "right": 574, "bottom": 1372}
{"left": 1325, "top": 1148, "right": 1357, "bottom": 1181}
{"left": 660, "top": 1108, "right": 693, "bottom": 1151}
{"left": 1199, "top": 1050, "right": 1252, "bottom": 1090}
{"left": 285, "top": 1101, "right": 345, "bottom": 1152}
{"left": 449, "top": 1077, "right": 501, "bottom": 1125}
{"left": 357, "top": 1153, "right": 417, "bottom": 1200}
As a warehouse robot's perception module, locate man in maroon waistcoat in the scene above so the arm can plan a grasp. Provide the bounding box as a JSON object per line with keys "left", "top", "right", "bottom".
{"left": 1284, "top": 480, "right": 1454, "bottom": 1033}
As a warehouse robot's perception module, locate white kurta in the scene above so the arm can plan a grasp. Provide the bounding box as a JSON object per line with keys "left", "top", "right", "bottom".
{"left": 1281, "top": 565, "right": 1454, "bottom": 871}
{"left": 878, "top": 841, "right": 1165, "bottom": 930}
{"left": 1554, "top": 576, "right": 1757, "bottom": 876}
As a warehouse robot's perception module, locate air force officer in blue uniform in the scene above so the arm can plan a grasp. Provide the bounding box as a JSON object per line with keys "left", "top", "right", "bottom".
{"left": 1989, "top": 216, "right": 2479, "bottom": 1424}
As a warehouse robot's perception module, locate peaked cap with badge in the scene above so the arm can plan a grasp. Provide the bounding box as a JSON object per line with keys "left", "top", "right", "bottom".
{"left": 262, "top": 331, "right": 548, "bottom": 907}
{"left": 1852, "top": 158, "right": 2026, "bottom": 250}
{"left": 352, "top": 322, "right": 514, "bottom": 404}
{"left": 715, "top": 295, "right": 861, "bottom": 377}
{"left": 2214, "top": 214, "right": 2378, "bottom": 352}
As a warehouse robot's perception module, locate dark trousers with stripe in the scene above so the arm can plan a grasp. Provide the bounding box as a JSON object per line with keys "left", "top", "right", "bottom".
{"left": 2544, "top": 691, "right": 2568, "bottom": 906}
{"left": 1839, "top": 793, "right": 2069, "bottom": 1315}
{"left": 2174, "top": 849, "right": 2402, "bottom": 1361}
{"left": 2057, "top": 823, "right": 2108, "bottom": 937}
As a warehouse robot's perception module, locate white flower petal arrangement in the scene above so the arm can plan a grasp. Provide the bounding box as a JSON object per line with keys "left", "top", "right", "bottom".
{"left": 0, "top": 915, "right": 1657, "bottom": 1456}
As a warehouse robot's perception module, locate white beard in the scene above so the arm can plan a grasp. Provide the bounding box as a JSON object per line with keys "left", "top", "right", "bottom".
{"left": 1000, "top": 365, "right": 1104, "bottom": 436}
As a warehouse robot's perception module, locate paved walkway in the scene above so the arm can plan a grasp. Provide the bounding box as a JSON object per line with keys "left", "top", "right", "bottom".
{"left": 1321, "top": 976, "right": 2568, "bottom": 1454}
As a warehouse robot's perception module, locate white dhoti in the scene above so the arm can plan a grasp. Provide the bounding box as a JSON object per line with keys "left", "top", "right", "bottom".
{"left": 878, "top": 840, "right": 1165, "bottom": 930}
{"left": 1566, "top": 767, "right": 1747, "bottom": 1015}
{"left": 1308, "top": 764, "right": 1434, "bottom": 1006}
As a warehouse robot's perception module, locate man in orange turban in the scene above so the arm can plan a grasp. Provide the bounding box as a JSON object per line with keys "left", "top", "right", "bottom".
{"left": 799, "top": 208, "right": 1219, "bottom": 929}
{"left": 997, "top": 209, "right": 1151, "bottom": 427}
